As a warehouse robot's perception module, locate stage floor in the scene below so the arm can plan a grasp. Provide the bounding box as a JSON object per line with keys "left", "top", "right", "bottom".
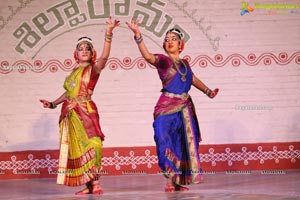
{"left": 0, "top": 170, "right": 299, "bottom": 200}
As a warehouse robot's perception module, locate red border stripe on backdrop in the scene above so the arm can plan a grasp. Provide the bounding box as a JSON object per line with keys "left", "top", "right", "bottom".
{"left": 0, "top": 142, "right": 299, "bottom": 179}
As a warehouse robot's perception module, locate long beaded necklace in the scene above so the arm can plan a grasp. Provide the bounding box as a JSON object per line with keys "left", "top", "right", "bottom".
{"left": 173, "top": 59, "right": 188, "bottom": 82}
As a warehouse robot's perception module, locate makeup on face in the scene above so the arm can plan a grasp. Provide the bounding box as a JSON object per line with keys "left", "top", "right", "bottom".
{"left": 164, "top": 34, "right": 179, "bottom": 43}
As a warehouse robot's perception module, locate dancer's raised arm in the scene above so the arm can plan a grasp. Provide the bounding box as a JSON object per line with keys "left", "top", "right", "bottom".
{"left": 94, "top": 17, "right": 120, "bottom": 73}
{"left": 126, "top": 18, "right": 156, "bottom": 65}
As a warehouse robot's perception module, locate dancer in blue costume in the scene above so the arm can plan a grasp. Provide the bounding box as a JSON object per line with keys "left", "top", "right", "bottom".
{"left": 127, "top": 18, "right": 219, "bottom": 192}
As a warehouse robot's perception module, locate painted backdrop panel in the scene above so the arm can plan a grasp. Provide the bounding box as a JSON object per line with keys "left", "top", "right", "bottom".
{"left": 0, "top": 0, "right": 299, "bottom": 151}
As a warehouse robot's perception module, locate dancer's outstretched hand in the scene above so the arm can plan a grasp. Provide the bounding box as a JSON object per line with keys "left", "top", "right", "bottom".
{"left": 126, "top": 17, "right": 140, "bottom": 35}
{"left": 208, "top": 88, "right": 219, "bottom": 99}
{"left": 106, "top": 16, "right": 120, "bottom": 33}
{"left": 39, "top": 99, "right": 51, "bottom": 108}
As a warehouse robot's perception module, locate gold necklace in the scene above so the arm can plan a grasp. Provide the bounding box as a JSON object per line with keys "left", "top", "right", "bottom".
{"left": 173, "top": 59, "right": 187, "bottom": 82}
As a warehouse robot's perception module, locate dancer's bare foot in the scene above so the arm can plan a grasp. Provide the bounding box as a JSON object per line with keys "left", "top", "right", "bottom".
{"left": 174, "top": 184, "right": 189, "bottom": 191}
{"left": 75, "top": 187, "right": 91, "bottom": 195}
{"left": 92, "top": 180, "right": 103, "bottom": 195}
{"left": 75, "top": 181, "right": 92, "bottom": 195}
{"left": 164, "top": 178, "right": 189, "bottom": 192}
{"left": 165, "top": 183, "right": 175, "bottom": 192}
{"left": 164, "top": 178, "right": 175, "bottom": 192}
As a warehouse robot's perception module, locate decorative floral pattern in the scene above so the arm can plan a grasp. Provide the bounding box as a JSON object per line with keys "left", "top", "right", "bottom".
{"left": 1, "top": 52, "right": 299, "bottom": 74}
{"left": 201, "top": 145, "right": 299, "bottom": 167}
{"left": 0, "top": 144, "right": 299, "bottom": 176}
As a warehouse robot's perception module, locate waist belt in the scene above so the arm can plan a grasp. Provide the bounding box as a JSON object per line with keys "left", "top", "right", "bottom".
{"left": 163, "top": 92, "right": 189, "bottom": 100}
{"left": 67, "top": 96, "right": 91, "bottom": 101}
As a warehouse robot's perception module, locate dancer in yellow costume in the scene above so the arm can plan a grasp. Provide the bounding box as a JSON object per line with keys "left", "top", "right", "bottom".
{"left": 40, "top": 17, "right": 120, "bottom": 195}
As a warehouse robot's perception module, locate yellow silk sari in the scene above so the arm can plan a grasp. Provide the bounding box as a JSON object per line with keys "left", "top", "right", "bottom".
{"left": 57, "top": 66, "right": 103, "bottom": 186}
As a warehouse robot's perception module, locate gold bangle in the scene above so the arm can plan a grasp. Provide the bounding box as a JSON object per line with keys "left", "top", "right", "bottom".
{"left": 105, "top": 38, "right": 112, "bottom": 43}
{"left": 204, "top": 87, "right": 208, "bottom": 94}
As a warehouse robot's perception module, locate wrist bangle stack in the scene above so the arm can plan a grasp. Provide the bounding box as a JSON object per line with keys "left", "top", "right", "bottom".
{"left": 134, "top": 35, "right": 143, "bottom": 44}
{"left": 105, "top": 32, "right": 113, "bottom": 43}
{"left": 50, "top": 102, "right": 57, "bottom": 109}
